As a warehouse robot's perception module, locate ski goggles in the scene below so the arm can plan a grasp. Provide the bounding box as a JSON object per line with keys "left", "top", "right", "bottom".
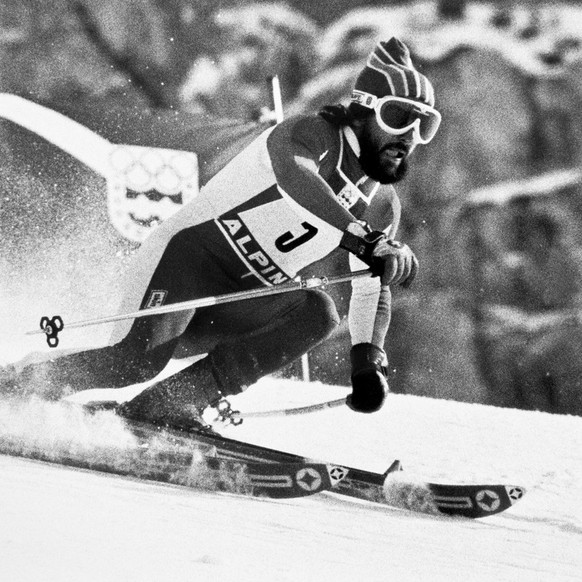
{"left": 351, "top": 91, "right": 442, "bottom": 144}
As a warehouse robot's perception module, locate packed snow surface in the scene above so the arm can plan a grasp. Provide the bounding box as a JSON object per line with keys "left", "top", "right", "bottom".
{"left": 1, "top": 377, "right": 581, "bottom": 582}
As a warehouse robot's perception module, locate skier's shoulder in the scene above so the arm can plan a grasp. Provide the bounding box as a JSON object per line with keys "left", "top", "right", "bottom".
{"left": 268, "top": 113, "right": 341, "bottom": 157}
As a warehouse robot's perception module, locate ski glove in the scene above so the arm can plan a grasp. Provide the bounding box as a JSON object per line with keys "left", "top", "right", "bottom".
{"left": 372, "top": 238, "right": 418, "bottom": 288}
{"left": 340, "top": 227, "right": 418, "bottom": 287}
{"left": 347, "top": 343, "right": 388, "bottom": 413}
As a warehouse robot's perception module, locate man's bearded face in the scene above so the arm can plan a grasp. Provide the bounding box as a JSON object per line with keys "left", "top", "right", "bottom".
{"left": 358, "top": 115, "right": 413, "bottom": 184}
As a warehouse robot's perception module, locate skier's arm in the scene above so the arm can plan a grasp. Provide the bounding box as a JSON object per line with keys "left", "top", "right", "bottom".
{"left": 348, "top": 189, "right": 401, "bottom": 351}
{"left": 267, "top": 117, "right": 358, "bottom": 232}
{"left": 346, "top": 189, "right": 418, "bottom": 414}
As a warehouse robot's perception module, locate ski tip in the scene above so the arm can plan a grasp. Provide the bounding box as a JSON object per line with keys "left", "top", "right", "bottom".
{"left": 384, "top": 459, "right": 403, "bottom": 477}
{"left": 505, "top": 485, "right": 527, "bottom": 505}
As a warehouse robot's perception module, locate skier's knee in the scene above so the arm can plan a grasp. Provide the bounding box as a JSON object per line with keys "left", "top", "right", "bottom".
{"left": 302, "top": 289, "right": 340, "bottom": 341}
{"left": 206, "top": 290, "right": 339, "bottom": 394}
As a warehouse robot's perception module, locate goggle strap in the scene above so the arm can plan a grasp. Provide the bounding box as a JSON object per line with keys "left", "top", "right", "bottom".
{"left": 351, "top": 90, "right": 378, "bottom": 108}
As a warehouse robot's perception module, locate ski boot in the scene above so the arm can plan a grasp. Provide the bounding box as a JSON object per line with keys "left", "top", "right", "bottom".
{"left": 116, "top": 364, "right": 225, "bottom": 435}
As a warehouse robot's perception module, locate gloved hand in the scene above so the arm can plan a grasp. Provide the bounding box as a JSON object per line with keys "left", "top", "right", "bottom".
{"left": 347, "top": 343, "right": 389, "bottom": 413}
{"left": 340, "top": 223, "right": 418, "bottom": 287}
{"left": 372, "top": 238, "right": 419, "bottom": 288}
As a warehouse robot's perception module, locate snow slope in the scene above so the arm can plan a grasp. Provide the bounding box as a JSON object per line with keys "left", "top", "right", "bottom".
{"left": 1, "top": 378, "right": 581, "bottom": 582}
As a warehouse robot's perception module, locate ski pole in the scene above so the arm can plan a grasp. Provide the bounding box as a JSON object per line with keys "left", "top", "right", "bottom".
{"left": 270, "top": 74, "right": 284, "bottom": 124}
{"left": 27, "top": 270, "right": 373, "bottom": 346}
{"left": 227, "top": 397, "right": 347, "bottom": 422}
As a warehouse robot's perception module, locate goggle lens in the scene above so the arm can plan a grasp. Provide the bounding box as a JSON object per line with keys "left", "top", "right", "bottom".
{"left": 377, "top": 100, "right": 440, "bottom": 142}
{"left": 378, "top": 101, "right": 417, "bottom": 129}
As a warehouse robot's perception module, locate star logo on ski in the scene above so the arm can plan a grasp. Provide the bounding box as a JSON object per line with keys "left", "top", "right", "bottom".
{"left": 296, "top": 468, "right": 322, "bottom": 492}
{"left": 329, "top": 466, "right": 349, "bottom": 485}
{"left": 507, "top": 487, "right": 525, "bottom": 502}
{"left": 475, "top": 489, "right": 501, "bottom": 512}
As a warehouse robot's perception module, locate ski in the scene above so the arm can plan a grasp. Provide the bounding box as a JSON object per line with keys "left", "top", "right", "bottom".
{"left": 123, "top": 419, "right": 348, "bottom": 499}
{"left": 124, "top": 420, "right": 526, "bottom": 518}
{"left": 0, "top": 403, "right": 526, "bottom": 515}
{"left": 0, "top": 428, "right": 347, "bottom": 500}
{"left": 333, "top": 468, "right": 526, "bottom": 519}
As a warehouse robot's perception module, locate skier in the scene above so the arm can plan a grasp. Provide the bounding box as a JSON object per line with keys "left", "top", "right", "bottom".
{"left": 4, "top": 37, "right": 441, "bottom": 429}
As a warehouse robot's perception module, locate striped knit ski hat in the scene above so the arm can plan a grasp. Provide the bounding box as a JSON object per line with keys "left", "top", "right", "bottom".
{"left": 353, "top": 37, "right": 435, "bottom": 107}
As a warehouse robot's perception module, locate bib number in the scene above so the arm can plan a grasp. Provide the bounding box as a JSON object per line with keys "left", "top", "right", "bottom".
{"left": 275, "top": 222, "right": 318, "bottom": 253}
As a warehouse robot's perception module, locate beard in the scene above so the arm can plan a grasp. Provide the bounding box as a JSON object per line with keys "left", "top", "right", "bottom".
{"left": 358, "top": 131, "right": 410, "bottom": 184}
